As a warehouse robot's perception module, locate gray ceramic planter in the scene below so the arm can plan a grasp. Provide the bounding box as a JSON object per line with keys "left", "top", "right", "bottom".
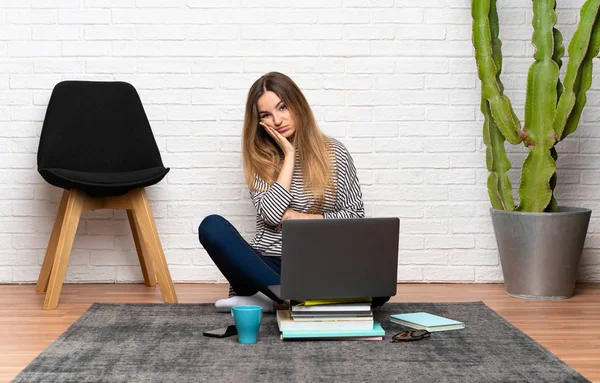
{"left": 490, "top": 206, "right": 591, "bottom": 300}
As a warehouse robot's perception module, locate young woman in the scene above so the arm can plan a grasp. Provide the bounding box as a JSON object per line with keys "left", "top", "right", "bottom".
{"left": 199, "top": 72, "right": 386, "bottom": 312}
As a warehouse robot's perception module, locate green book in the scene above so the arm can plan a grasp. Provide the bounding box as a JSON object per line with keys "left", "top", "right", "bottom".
{"left": 281, "top": 321, "right": 385, "bottom": 339}
{"left": 390, "top": 312, "right": 465, "bottom": 332}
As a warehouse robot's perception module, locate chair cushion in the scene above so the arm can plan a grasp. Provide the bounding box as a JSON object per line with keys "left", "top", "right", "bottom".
{"left": 39, "top": 166, "right": 170, "bottom": 196}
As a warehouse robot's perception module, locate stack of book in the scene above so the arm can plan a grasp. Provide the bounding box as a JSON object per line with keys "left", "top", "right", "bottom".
{"left": 276, "top": 300, "right": 385, "bottom": 340}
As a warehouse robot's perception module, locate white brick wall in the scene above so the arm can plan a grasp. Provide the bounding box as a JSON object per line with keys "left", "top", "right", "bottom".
{"left": 1, "top": 0, "right": 599, "bottom": 284}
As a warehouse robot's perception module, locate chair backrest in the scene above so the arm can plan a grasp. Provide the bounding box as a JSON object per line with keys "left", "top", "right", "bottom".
{"left": 38, "top": 81, "right": 164, "bottom": 173}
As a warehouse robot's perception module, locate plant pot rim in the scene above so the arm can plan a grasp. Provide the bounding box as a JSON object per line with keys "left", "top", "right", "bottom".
{"left": 489, "top": 206, "right": 592, "bottom": 216}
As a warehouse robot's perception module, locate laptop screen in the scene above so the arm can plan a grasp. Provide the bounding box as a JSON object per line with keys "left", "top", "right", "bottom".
{"left": 278, "top": 217, "right": 399, "bottom": 300}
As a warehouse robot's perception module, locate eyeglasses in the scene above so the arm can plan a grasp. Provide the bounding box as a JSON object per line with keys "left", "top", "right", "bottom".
{"left": 390, "top": 330, "right": 431, "bottom": 343}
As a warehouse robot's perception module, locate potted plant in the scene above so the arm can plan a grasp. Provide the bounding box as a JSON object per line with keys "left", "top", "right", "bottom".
{"left": 471, "top": 0, "right": 596, "bottom": 299}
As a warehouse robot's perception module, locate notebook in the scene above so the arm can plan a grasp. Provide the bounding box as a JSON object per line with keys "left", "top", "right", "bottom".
{"left": 291, "top": 302, "right": 372, "bottom": 313}
{"left": 281, "top": 335, "right": 383, "bottom": 341}
{"left": 299, "top": 298, "right": 372, "bottom": 306}
{"left": 277, "top": 310, "right": 373, "bottom": 331}
{"left": 389, "top": 312, "right": 465, "bottom": 332}
{"left": 281, "top": 321, "right": 385, "bottom": 339}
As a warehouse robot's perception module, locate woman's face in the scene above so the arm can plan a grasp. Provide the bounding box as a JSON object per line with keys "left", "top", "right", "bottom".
{"left": 257, "top": 91, "right": 296, "bottom": 141}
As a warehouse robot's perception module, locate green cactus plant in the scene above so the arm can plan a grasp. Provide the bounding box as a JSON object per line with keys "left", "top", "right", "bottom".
{"left": 472, "top": 0, "right": 600, "bottom": 212}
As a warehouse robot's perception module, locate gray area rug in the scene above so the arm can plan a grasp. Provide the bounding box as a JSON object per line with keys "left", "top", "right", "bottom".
{"left": 13, "top": 302, "right": 589, "bottom": 383}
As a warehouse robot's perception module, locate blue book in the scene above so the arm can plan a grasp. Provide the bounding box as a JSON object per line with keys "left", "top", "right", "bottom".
{"left": 281, "top": 321, "right": 385, "bottom": 339}
{"left": 390, "top": 312, "right": 465, "bottom": 332}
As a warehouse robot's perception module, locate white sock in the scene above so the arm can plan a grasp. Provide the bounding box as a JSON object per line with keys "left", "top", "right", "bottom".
{"left": 215, "top": 291, "right": 274, "bottom": 313}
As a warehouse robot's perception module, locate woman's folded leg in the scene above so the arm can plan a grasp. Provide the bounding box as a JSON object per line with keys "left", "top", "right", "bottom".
{"left": 198, "top": 214, "right": 283, "bottom": 311}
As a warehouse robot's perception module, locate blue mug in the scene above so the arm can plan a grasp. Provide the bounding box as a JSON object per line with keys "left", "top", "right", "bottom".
{"left": 231, "top": 305, "right": 263, "bottom": 344}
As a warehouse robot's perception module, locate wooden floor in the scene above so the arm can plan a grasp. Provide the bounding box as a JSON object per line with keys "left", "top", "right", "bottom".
{"left": 1, "top": 283, "right": 599, "bottom": 383}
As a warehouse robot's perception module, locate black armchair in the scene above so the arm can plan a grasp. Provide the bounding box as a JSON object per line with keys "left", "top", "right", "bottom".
{"left": 36, "top": 81, "right": 177, "bottom": 310}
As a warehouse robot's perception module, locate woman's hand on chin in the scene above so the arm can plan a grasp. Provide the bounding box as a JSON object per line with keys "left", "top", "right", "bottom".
{"left": 260, "top": 121, "right": 295, "bottom": 158}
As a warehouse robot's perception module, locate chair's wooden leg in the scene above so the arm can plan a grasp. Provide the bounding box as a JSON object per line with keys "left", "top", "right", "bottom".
{"left": 127, "top": 209, "right": 156, "bottom": 287}
{"left": 130, "top": 188, "right": 177, "bottom": 304}
{"left": 36, "top": 190, "right": 70, "bottom": 293}
{"left": 43, "top": 189, "right": 85, "bottom": 310}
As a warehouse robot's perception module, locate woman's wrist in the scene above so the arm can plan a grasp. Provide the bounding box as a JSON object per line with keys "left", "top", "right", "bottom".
{"left": 284, "top": 149, "right": 295, "bottom": 160}
{"left": 276, "top": 152, "right": 295, "bottom": 191}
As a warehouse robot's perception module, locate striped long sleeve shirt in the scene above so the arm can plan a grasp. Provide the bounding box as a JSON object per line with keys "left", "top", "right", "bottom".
{"left": 249, "top": 138, "right": 364, "bottom": 257}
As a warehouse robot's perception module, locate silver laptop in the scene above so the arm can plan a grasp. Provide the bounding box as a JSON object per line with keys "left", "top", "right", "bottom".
{"left": 268, "top": 217, "right": 399, "bottom": 300}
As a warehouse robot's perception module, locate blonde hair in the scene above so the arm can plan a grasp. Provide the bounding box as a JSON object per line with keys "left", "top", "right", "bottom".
{"left": 242, "top": 72, "right": 334, "bottom": 208}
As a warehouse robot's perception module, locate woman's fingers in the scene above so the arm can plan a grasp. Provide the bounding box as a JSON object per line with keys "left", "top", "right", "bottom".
{"left": 260, "top": 121, "right": 274, "bottom": 134}
{"left": 261, "top": 121, "right": 284, "bottom": 144}
{"left": 260, "top": 122, "right": 275, "bottom": 138}
{"left": 260, "top": 121, "right": 294, "bottom": 156}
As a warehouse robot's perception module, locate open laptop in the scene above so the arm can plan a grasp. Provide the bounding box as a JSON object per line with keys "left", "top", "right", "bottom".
{"left": 268, "top": 217, "right": 399, "bottom": 300}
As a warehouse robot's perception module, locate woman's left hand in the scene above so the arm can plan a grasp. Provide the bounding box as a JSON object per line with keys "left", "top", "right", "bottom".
{"left": 275, "top": 209, "right": 323, "bottom": 231}
{"left": 282, "top": 208, "right": 303, "bottom": 221}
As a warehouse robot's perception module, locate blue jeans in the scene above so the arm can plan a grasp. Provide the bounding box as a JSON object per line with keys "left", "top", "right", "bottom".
{"left": 198, "top": 214, "right": 390, "bottom": 307}
{"left": 198, "top": 214, "right": 284, "bottom": 303}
